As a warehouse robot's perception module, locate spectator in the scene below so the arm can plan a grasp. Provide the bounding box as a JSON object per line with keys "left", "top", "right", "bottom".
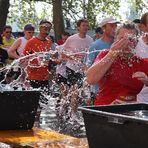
{"left": 1, "top": 25, "right": 15, "bottom": 50}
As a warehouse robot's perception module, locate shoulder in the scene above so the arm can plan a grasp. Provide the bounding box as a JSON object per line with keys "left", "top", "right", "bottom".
{"left": 29, "top": 36, "right": 36, "bottom": 41}
{"left": 86, "top": 35, "right": 93, "bottom": 41}
{"left": 89, "top": 39, "right": 102, "bottom": 49}
{"left": 67, "top": 34, "right": 78, "bottom": 40}
{"left": 11, "top": 37, "right": 15, "bottom": 41}
{"left": 14, "top": 37, "right": 22, "bottom": 44}
{"left": 94, "top": 49, "right": 109, "bottom": 62}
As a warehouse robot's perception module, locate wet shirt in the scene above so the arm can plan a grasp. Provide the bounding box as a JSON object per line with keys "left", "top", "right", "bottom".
{"left": 23, "top": 37, "right": 51, "bottom": 80}
{"left": 83, "top": 39, "right": 112, "bottom": 67}
{"left": 63, "top": 33, "right": 93, "bottom": 73}
{"left": 94, "top": 49, "right": 148, "bottom": 105}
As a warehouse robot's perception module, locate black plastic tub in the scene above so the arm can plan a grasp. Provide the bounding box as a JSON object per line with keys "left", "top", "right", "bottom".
{"left": 0, "top": 91, "right": 40, "bottom": 130}
{"left": 79, "top": 103, "right": 148, "bottom": 148}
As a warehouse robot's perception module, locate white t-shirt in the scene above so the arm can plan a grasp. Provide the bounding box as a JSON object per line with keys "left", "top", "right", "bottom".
{"left": 135, "top": 37, "right": 148, "bottom": 103}
{"left": 56, "top": 33, "right": 93, "bottom": 77}
{"left": 63, "top": 33, "right": 93, "bottom": 71}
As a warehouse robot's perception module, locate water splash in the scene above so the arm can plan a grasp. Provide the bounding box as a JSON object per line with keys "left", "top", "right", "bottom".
{"left": 0, "top": 50, "right": 92, "bottom": 137}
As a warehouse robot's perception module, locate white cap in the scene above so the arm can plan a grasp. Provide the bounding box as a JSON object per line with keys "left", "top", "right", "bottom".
{"left": 100, "top": 17, "right": 120, "bottom": 27}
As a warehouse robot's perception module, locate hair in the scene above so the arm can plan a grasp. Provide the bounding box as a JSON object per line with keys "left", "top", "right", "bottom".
{"left": 3, "top": 25, "right": 12, "bottom": 32}
{"left": 141, "top": 12, "right": 148, "bottom": 25}
{"left": 77, "top": 19, "right": 88, "bottom": 27}
{"left": 133, "top": 19, "right": 141, "bottom": 24}
{"left": 115, "top": 22, "right": 139, "bottom": 37}
{"left": 39, "top": 20, "right": 52, "bottom": 27}
{"left": 24, "top": 24, "right": 35, "bottom": 31}
{"left": 95, "top": 27, "right": 103, "bottom": 34}
{"left": 62, "top": 31, "right": 70, "bottom": 36}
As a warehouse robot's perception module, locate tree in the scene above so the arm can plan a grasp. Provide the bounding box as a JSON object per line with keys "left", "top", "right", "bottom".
{"left": 0, "top": 0, "right": 10, "bottom": 33}
{"left": 6, "top": 0, "right": 148, "bottom": 40}
{"left": 52, "top": 0, "right": 64, "bottom": 41}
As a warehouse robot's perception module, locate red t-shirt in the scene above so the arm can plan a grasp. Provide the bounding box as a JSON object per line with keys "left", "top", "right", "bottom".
{"left": 57, "top": 39, "right": 64, "bottom": 45}
{"left": 94, "top": 49, "right": 148, "bottom": 105}
{"left": 23, "top": 37, "right": 51, "bottom": 80}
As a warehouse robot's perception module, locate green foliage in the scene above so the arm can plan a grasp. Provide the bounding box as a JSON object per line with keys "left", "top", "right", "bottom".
{"left": 7, "top": 0, "right": 148, "bottom": 31}
{"left": 62, "top": 0, "right": 121, "bottom": 29}
{"left": 7, "top": 0, "right": 51, "bottom": 31}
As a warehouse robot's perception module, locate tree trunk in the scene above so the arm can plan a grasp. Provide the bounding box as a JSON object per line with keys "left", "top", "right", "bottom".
{"left": 52, "top": 0, "right": 64, "bottom": 41}
{"left": 0, "top": 0, "right": 10, "bottom": 33}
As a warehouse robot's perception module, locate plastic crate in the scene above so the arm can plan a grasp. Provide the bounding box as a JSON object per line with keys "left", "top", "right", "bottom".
{"left": 79, "top": 103, "right": 148, "bottom": 148}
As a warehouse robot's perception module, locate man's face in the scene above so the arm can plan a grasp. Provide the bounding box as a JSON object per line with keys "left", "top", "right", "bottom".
{"left": 142, "top": 15, "right": 148, "bottom": 33}
{"left": 39, "top": 23, "right": 51, "bottom": 38}
{"left": 78, "top": 22, "right": 89, "bottom": 34}
{"left": 104, "top": 23, "right": 117, "bottom": 38}
{"left": 3, "top": 28, "right": 12, "bottom": 39}
{"left": 24, "top": 30, "right": 34, "bottom": 40}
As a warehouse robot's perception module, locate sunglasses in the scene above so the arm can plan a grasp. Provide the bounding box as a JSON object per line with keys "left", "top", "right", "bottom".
{"left": 5, "top": 31, "right": 12, "bottom": 33}
{"left": 27, "top": 31, "right": 34, "bottom": 34}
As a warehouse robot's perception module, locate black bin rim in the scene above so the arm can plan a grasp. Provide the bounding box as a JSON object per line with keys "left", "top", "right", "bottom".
{"left": 78, "top": 103, "right": 148, "bottom": 124}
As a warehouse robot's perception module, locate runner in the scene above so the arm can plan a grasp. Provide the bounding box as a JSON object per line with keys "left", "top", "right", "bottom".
{"left": 23, "top": 20, "right": 52, "bottom": 91}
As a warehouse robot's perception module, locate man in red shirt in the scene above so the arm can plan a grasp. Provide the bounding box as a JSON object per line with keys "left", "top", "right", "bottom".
{"left": 23, "top": 20, "right": 52, "bottom": 91}
{"left": 86, "top": 23, "right": 148, "bottom": 105}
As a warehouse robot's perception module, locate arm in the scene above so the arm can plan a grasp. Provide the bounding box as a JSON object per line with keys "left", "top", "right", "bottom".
{"left": 8, "top": 38, "right": 21, "bottom": 59}
{"left": 86, "top": 50, "right": 118, "bottom": 84}
{"left": 86, "top": 38, "right": 128, "bottom": 85}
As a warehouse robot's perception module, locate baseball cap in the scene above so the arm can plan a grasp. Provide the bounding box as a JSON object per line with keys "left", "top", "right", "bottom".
{"left": 100, "top": 17, "right": 120, "bottom": 27}
{"left": 24, "top": 24, "right": 35, "bottom": 31}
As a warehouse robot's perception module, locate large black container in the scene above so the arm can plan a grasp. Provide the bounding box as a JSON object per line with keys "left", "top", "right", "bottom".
{"left": 79, "top": 103, "right": 148, "bottom": 148}
{"left": 0, "top": 91, "right": 40, "bottom": 130}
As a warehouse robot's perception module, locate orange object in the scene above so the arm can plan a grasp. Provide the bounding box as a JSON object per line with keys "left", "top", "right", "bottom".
{"left": 23, "top": 37, "right": 51, "bottom": 80}
{"left": 0, "top": 128, "right": 88, "bottom": 147}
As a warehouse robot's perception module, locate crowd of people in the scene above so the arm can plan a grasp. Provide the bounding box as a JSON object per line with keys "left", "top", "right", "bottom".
{"left": 0, "top": 12, "right": 148, "bottom": 115}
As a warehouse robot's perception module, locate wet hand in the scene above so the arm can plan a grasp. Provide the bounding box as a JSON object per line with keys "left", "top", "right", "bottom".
{"left": 110, "top": 37, "right": 129, "bottom": 53}
{"left": 132, "top": 72, "right": 148, "bottom": 85}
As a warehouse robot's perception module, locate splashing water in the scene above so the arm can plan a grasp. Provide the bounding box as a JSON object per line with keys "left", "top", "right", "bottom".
{"left": 0, "top": 50, "right": 93, "bottom": 137}
{"left": 0, "top": 33, "right": 143, "bottom": 137}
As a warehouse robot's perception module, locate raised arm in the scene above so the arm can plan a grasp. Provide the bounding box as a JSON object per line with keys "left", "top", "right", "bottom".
{"left": 86, "top": 37, "right": 128, "bottom": 84}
